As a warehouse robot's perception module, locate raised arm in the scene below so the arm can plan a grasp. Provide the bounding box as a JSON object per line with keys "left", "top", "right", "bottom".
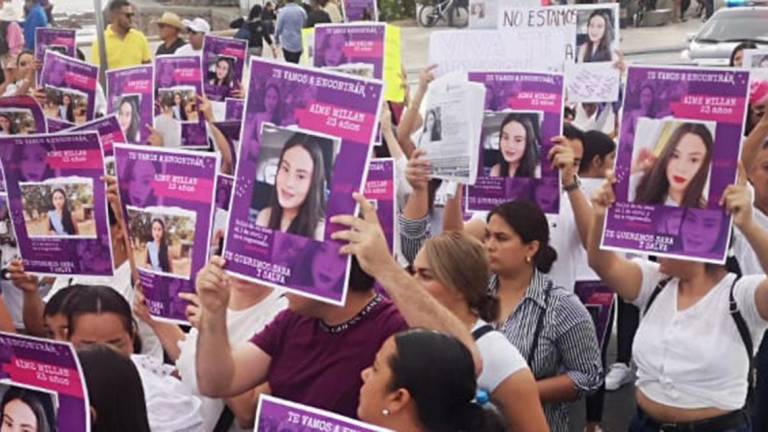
{"left": 195, "top": 257, "right": 272, "bottom": 397}
{"left": 586, "top": 172, "right": 643, "bottom": 301}
{"left": 380, "top": 103, "right": 403, "bottom": 161}
{"left": 396, "top": 66, "right": 435, "bottom": 159}
{"left": 7, "top": 259, "right": 47, "bottom": 336}
{"left": 442, "top": 183, "right": 464, "bottom": 232}
{"left": 332, "top": 193, "right": 483, "bottom": 375}
{"left": 549, "top": 137, "right": 593, "bottom": 247}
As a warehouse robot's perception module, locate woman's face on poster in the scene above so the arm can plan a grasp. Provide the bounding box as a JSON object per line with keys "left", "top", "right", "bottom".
{"left": 216, "top": 59, "right": 230, "bottom": 80}
{"left": 0, "top": 116, "right": 10, "bottom": 132}
{"left": 499, "top": 120, "right": 527, "bottom": 164}
{"left": 128, "top": 161, "right": 156, "bottom": 206}
{"left": 152, "top": 220, "right": 164, "bottom": 242}
{"left": 276, "top": 145, "right": 314, "bottom": 211}
{"left": 52, "top": 190, "right": 65, "bottom": 211}
{"left": 310, "top": 242, "right": 345, "bottom": 291}
{"left": 640, "top": 87, "right": 654, "bottom": 111}
{"left": 174, "top": 93, "right": 182, "bottom": 105}
{"left": 20, "top": 146, "right": 48, "bottom": 181}
{"left": 534, "top": 180, "right": 558, "bottom": 210}
{"left": 323, "top": 34, "right": 346, "bottom": 67}
{"left": 680, "top": 209, "right": 723, "bottom": 253}
{"left": 264, "top": 87, "right": 279, "bottom": 113}
{"left": 587, "top": 14, "right": 607, "bottom": 43}
{"left": 1, "top": 398, "right": 38, "bottom": 432}
{"left": 424, "top": 112, "right": 436, "bottom": 132}
{"left": 666, "top": 132, "right": 707, "bottom": 199}
{"left": 658, "top": 208, "right": 683, "bottom": 235}
{"left": 118, "top": 101, "right": 134, "bottom": 132}
{"left": 63, "top": 94, "right": 72, "bottom": 106}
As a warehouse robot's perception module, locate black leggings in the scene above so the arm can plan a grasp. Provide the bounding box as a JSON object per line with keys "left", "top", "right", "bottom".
{"left": 753, "top": 331, "right": 768, "bottom": 430}
{"left": 586, "top": 304, "right": 614, "bottom": 423}
{"left": 617, "top": 296, "right": 639, "bottom": 364}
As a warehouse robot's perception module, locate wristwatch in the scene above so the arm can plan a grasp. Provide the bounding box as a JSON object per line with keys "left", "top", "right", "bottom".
{"left": 563, "top": 175, "right": 580, "bottom": 192}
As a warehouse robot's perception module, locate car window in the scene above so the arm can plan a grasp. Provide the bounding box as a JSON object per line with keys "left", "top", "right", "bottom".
{"left": 697, "top": 13, "right": 768, "bottom": 42}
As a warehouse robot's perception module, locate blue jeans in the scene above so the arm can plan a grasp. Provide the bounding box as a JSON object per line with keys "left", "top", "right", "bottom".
{"left": 629, "top": 410, "right": 751, "bottom": 432}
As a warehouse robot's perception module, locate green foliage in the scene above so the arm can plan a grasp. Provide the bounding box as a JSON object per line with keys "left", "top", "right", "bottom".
{"left": 20, "top": 183, "right": 93, "bottom": 218}
{"left": 379, "top": 0, "right": 417, "bottom": 20}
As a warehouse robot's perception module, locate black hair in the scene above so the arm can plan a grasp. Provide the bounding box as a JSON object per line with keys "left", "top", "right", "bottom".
{"left": 563, "top": 106, "right": 576, "bottom": 121}
{"left": 62, "top": 285, "right": 142, "bottom": 354}
{"left": 496, "top": 113, "right": 540, "bottom": 178}
{"left": 118, "top": 96, "right": 140, "bottom": 143}
{"left": 49, "top": 188, "right": 77, "bottom": 235}
{"left": 562, "top": 123, "right": 585, "bottom": 143}
{"left": 78, "top": 344, "right": 151, "bottom": 432}
{"left": 349, "top": 256, "right": 374, "bottom": 293}
{"left": 0, "top": 386, "right": 56, "bottom": 432}
{"left": 581, "top": 11, "right": 615, "bottom": 62}
{"left": 579, "top": 130, "right": 616, "bottom": 175}
{"left": 61, "top": 93, "right": 75, "bottom": 123}
{"left": 488, "top": 200, "right": 558, "bottom": 273}
{"left": 109, "top": 0, "right": 131, "bottom": 12}
{"left": 148, "top": 218, "right": 171, "bottom": 273}
{"left": 0, "top": 113, "right": 18, "bottom": 135}
{"left": 43, "top": 285, "right": 75, "bottom": 318}
{"left": 388, "top": 330, "right": 505, "bottom": 432}
{"left": 730, "top": 41, "right": 757, "bottom": 67}
{"left": 248, "top": 4, "right": 263, "bottom": 20}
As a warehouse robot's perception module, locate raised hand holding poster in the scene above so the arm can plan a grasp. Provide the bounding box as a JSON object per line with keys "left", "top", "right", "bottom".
{"left": 35, "top": 28, "right": 76, "bottom": 63}
{"left": 223, "top": 58, "right": 383, "bottom": 305}
{"left": 0, "top": 332, "right": 90, "bottom": 431}
{"left": 365, "top": 158, "right": 395, "bottom": 253}
{"left": 0, "top": 132, "right": 113, "bottom": 276}
{"left": 202, "top": 35, "right": 247, "bottom": 102}
{"left": 40, "top": 51, "right": 98, "bottom": 130}
{"left": 114, "top": 144, "right": 218, "bottom": 323}
{"left": 106, "top": 65, "right": 155, "bottom": 144}
{"left": 601, "top": 66, "right": 749, "bottom": 263}
{"left": 153, "top": 55, "right": 207, "bottom": 148}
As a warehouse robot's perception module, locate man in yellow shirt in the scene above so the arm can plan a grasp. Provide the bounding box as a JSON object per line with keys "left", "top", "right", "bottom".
{"left": 91, "top": 0, "right": 151, "bottom": 70}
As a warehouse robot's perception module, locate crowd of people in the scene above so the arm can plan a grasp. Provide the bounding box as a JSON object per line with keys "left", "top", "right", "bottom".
{"left": 0, "top": 0, "right": 762, "bottom": 431}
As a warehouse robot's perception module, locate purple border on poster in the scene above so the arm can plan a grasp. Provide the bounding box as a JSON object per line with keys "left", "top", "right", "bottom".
{"left": 114, "top": 144, "right": 218, "bottom": 323}
{"left": 153, "top": 55, "right": 207, "bottom": 148}
{"left": 602, "top": 66, "right": 749, "bottom": 263}
{"left": 0, "top": 96, "right": 48, "bottom": 192}
{"left": 35, "top": 28, "right": 76, "bottom": 63}
{"left": 255, "top": 395, "right": 390, "bottom": 432}
{"left": 364, "top": 158, "right": 394, "bottom": 253}
{"left": 202, "top": 35, "right": 247, "bottom": 102}
{"left": 213, "top": 120, "right": 240, "bottom": 177}
{"left": 223, "top": 58, "right": 382, "bottom": 305}
{"left": 342, "top": 0, "right": 379, "bottom": 22}
{"left": 106, "top": 65, "right": 155, "bottom": 144}
{"left": 40, "top": 51, "right": 98, "bottom": 125}
{"left": 314, "top": 24, "right": 386, "bottom": 80}
{"left": 0, "top": 132, "right": 113, "bottom": 276}
{"left": 466, "top": 71, "right": 564, "bottom": 214}
{"left": 67, "top": 115, "right": 126, "bottom": 158}
{"left": 0, "top": 332, "right": 90, "bottom": 431}
{"left": 574, "top": 281, "right": 615, "bottom": 347}
{"left": 224, "top": 98, "right": 245, "bottom": 122}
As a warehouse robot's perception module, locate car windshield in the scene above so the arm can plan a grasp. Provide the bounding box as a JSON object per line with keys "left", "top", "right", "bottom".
{"left": 696, "top": 12, "right": 768, "bottom": 43}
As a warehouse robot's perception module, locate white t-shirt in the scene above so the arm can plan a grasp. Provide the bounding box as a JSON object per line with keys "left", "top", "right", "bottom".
{"left": 473, "top": 319, "right": 529, "bottom": 394}
{"left": 632, "top": 259, "right": 768, "bottom": 410}
{"left": 175, "top": 289, "right": 287, "bottom": 432}
{"left": 732, "top": 190, "right": 768, "bottom": 276}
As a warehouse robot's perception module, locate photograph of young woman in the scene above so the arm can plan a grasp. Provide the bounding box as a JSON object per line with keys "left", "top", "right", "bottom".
{"left": 0, "top": 113, "right": 17, "bottom": 136}
{"left": 208, "top": 57, "right": 235, "bottom": 95}
{"left": 47, "top": 188, "right": 77, "bottom": 236}
{"left": 0, "top": 386, "right": 56, "bottom": 432}
{"left": 489, "top": 113, "right": 540, "bottom": 178}
{"left": 315, "top": 32, "right": 348, "bottom": 68}
{"left": 146, "top": 218, "right": 172, "bottom": 274}
{"left": 117, "top": 96, "right": 141, "bottom": 143}
{"left": 577, "top": 10, "right": 616, "bottom": 63}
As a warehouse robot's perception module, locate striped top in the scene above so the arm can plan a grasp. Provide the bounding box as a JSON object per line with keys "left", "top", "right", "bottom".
{"left": 490, "top": 271, "right": 603, "bottom": 432}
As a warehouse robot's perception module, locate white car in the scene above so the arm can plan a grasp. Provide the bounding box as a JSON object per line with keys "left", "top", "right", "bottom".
{"left": 681, "top": 6, "right": 768, "bottom": 66}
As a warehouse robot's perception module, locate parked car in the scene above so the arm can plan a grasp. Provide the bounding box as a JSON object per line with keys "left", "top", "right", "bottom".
{"left": 681, "top": 6, "right": 768, "bottom": 65}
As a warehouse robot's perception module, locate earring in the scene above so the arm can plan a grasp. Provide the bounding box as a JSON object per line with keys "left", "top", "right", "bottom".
{"left": 525, "top": 256, "right": 532, "bottom": 263}
{"left": 382, "top": 409, "right": 390, "bottom": 416}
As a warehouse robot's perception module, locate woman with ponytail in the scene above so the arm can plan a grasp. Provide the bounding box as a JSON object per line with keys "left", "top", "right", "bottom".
{"left": 485, "top": 200, "right": 602, "bottom": 431}
{"left": 410, "top": 232, "right": 547, "bottom": 431}
{"left": 358, "top": 329, "right": 505, "bottom": 432}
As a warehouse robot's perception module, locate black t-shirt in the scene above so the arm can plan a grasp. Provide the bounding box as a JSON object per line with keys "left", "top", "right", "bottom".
{"left": 155, "top": 38, "right": 187, "bottom": 56}
{"left": 305, "top": 10, "right": 331, "bottom": 28}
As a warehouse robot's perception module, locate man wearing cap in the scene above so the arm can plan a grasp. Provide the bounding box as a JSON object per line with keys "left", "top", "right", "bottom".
{"left": 154, "top": 12, "right": 187, "bottom": 56}
{"left": 91, "top": 0, "right": 151, "bottom": 70}
{"left": 176, "top": 17, "right": 210, "bottom": 56}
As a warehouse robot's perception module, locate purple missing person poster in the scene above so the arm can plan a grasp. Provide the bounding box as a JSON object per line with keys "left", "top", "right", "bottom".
{"left": 0, "top": 96, "right": 48, "bottom": 192}
{"left": 35, "top": 28, "right": 76, "bottom": 63}
{"left": 67, "top": 115, "right": 126, "bottom": 158}
{"left": 313, "top": 23, "right": 386, "bottom": 80}
{"left": 225, "top": 98, "right": 245, "bottom": 122}
{"left": 574, "top": 281, "right": 615, "bottom": 347}
{"left": 602, "top": 66, "right": 750, "bottom": 263}
{"left": 213, "top": 120, "right": 240, "bottom": 177}
{"left": 106, "top": 65, "right": 155, "bottom": 144}
{"left": 0, "top": 132, "right": 113, "bottom": 276}
{"left": 364, "top": 158, "right": 395, "bottom": 253}
{"left": 114, "top": 144, "right": 218, "bottom": 323}
{"left": 154, "top": 55, "right": 207, "bottom": 149}
{"left": 202, "top": 35, "right": 247, "bottom": 102}
{"left": 0, "top": 332, "right": 90, "bottom": 431}
{"left": 256, "top": 395, "right": 389, "bottom": 432}
{"left": 342, "top": 0, "right": 379, "bottom": 22}
{"left": 223, "top": 58, "right": 383, "bottom": 305}
{"left": 40, "top": 51, "right": 98, "bottom": 127}
{"left": 466, "top": 71, "right": 565, "bottom": 215}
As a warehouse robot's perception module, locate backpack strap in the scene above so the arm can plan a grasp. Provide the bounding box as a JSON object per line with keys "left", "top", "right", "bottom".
{"left": 643, "top": 277, "right": 672, "bottom": 316}
{"left": 527, "top": 281, "right": 552, "bottom": 368}
{"left": 471, "top": 324, "right": 494, "bottom": 341}
{"left": 728, "top": 276, "right": 755, "bottom": 396}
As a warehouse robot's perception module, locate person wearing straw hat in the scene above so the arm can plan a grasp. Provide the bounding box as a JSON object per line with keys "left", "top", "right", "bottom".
{"left": 154, "top": 12, "right": 187, "bottom": 56}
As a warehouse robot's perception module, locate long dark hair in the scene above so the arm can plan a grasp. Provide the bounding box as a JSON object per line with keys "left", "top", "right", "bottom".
{"left": 174, "top": 93, "right": 188, "bottom": 122}
{"left": 212, "top": 58, "right": 234, "bottom": 87}
{"left": 317, "top": 33, "right": 348, "bottom": 67}
{"left": 581, "top": 11, "right": 614, "bottom": 62}
{"left": 488, "top": 200, "right": 558, "bottom": 273}
{"left": 388, "top": 330, "right": 505, "bottom": 432}
{"left": 579, "top": 130, "right": 616, "bottom": 175}
{"left": 62, "top": 93, "right": 75, "bottom": 123}
{"left": 423, "top": 109, "right": 441, "bottom": 142}
{"left": 78, "top": 345, "right": 151, "bottom": 432}
{"left": 50, "top": 188, "right": 76, "bottom": 235}
{"left": 730, "top": 41, "right": 757, "bottom": 66}
{"left": 63, "top": 284, "right": 142, "bottom": 354}
{"left": 118, "top": 97, "right": 140, "bottom": 142}
{"left": 635, "top": 123, "right": 713, "bottom": 208}
{"left": 149, "top": 218, "right": 171, "bottom": 273}
{"left": 496, "top": 113, "right": 539, "bottom": 178}
{"left": 248, "top": 4, "right": 263, "bottom": 20}
{"left": 267, "top": 134, "right": 328, "bottom": 238}
{"left": 0, "top": 113, "right": 18, "bottom": 134}
{"left": 0, "top": 386, "right": 56, "bottom": 432}
{"left": 261, "top": 82, "right": 283, "bottom": 125}
{"left": 119, "top": 158, "right": 159, "bottom": 207}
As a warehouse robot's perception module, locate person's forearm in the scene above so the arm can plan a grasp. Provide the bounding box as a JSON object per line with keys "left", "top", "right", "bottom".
{"left": 567, "top": 187, "right": 594, "bottom": 248}
{"left": 0, "top": 297, "right": 14, "bottom": 333}
{"left": 537, "top": 374, "right": 579, "bottom": 403}
{"left": 742, "top": 120, "right": 768, "bottom": 173}
{"left": 149, "top": 322, "right": 185, "bottom": 362}
{"left": 587, "top": 211, "right": 613, "bottom": 274}
{"left": 375, "top": 260, "right": 483, "bottom": 374}
{"left": 442, "top": 185, "right": 463, "bottom": 232}
{"left": 397, "top": 90, "right": 427, "bottom": 159}
{"left": 740, "top": 220, "right": 768, "bottom": 275}
{"left": 195, "top": 309, "right": 236, "bottom": 396}
{"left": 227, "top": 383, "right": 268, "bottom": 429}
{"left": 21, "top": 290, "right": 46, "bottom": 336}
{"left": 403, "top": 188, "right": 429, "bottom": 220}
{"left": 210, "top": 124, "right": 233, "bottom": 175}
{"left": 382, "top": 127, "right": 403, "bottom": 161}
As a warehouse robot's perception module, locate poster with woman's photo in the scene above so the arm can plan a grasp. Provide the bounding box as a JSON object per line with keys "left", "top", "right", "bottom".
{"left": 224, "top": 58, "right": 383, "bottom": 305}
{"left": 224, "top": 98, "right": 245, "bottom": 122}
{"left": 574, "top": 281, "right": 615, "bottom": 348}
{"left": 314, "top": 23, "right": 386, "bottom": 81}
{"left": 202, "top": 35, "right": 247, "bottom": 102}
{"left": 34, "top": 28, "right": 76, "bottom": 63}
{"left": 256, "top": 395, "right": 388, "bottom": 432}
{"left": 0, "top": 96, "right": 48, "bottom": 193}
{"left": 0, "top": 332, "right": 90, "bottom": 431}
{"left": 154, "top": 55, "right": 207, "bottom": 149}
{"left": 466, "top": 71, "right": 564, "bottom": 214}
{"left": 106, "top": 65, "right": 154, "bottom": 144}
{"left": 67, "top": 115, "right": 126, "bottom": 158}
{"left": 213, "top": 120, "right": 240, "bottom": 176}
{"left": 602, "top": 65, "right": 750, "bottom": 263}
{"left": 0, "top": 132, "right": 113, "bottom": 276}
{"left": 364, "top": 158, "right": 395, "bottom": 253}
{"left": 744, "top": 49, "right": 768, "bottom": 69}
{"left": 114, "top": 144, "right": 218, "bottom": 323}
{"left": 341, "top": 0, "right": 379, "bottom": 22}
{"left": 39, "top": 51, "right": 98, "bottom": 129}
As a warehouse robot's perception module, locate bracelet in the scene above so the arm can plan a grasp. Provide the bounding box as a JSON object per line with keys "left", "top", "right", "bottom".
{"left": 563, "top": 175, "right": 580, "bottom": 192}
